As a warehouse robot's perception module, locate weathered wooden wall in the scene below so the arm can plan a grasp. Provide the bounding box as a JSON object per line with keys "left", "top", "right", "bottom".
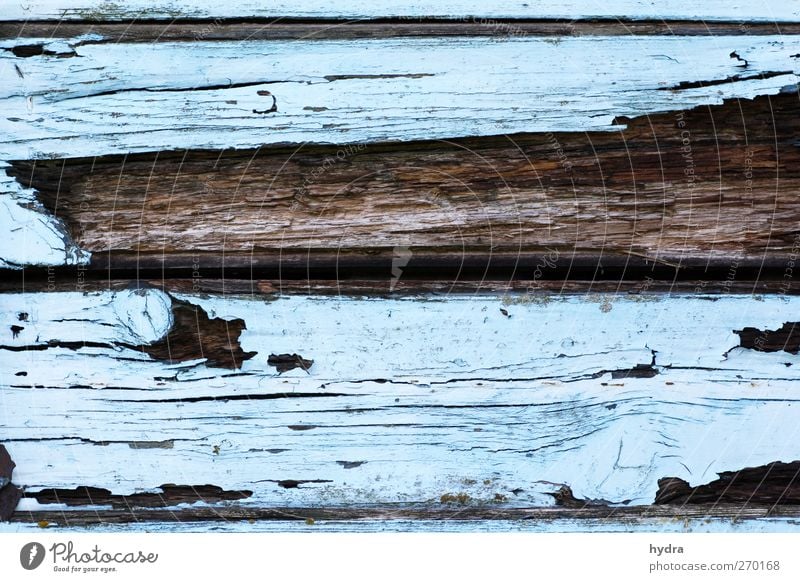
{"left": 2, "top": 0, "right": 800, "bottom": 532}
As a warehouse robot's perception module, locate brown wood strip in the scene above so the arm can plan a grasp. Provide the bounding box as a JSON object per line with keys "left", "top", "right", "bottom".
{"left": 656, "top": 462, "right": 800, "bottom": 505}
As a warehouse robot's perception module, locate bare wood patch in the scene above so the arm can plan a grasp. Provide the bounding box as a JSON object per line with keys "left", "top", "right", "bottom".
{"left": 0, "top": 445, "right": 21, "bottom": 521}
{"left": 0, "top": 445, "right": 14, "bottom": 488}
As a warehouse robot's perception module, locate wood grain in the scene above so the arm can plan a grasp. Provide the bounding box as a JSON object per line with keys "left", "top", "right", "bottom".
{"left": 656, "top": 461, "right": 800, "bottom": 504}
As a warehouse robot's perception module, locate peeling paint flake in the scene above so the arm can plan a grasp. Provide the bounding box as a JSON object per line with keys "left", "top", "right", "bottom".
{"left": 0, "top": 166, "right": 90, "bottom": 269}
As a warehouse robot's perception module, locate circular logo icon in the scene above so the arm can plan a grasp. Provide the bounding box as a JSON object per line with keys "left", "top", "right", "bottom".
{"left": 20, "top": 542, "right": 46, "bottom": 570}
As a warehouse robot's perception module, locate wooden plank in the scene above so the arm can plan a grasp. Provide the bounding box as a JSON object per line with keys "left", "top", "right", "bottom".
{"left": 5, "top": 0, "right": 800, "bottom": 22}
{"left": 8, "top": 89, "right": 800, "bottom": 272}
{"left": 2, "top": 275, "right": 795, "bottom": 296}
{"left": 4, "top": 20, "right": 800, "bottom": 42}
{"left": 2, "top": 289, "right": 799, "bottom": 516}
{"left": 6, "top": 506, "right": 800, "bottom": 530}
{"left": 1, "top": 36, "right": 796, "bottom": 160}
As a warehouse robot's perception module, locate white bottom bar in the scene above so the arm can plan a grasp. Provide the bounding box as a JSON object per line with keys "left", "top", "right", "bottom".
{"left": 1, "top": 532, "right": 797, "bottom": 581}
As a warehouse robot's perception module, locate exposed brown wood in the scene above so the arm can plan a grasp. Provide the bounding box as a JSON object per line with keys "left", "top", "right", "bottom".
{"left": 1, "top": 275, "right": 796, "bottom": 296}
{"left": 736, "top": 322, "right": 800, "bottom": 354}
{"left": 136, "top": 297, "right": 256, "bottom": 369}
{"left": 0, "top": 485, "right": 22, "bottom": 522}
{"left": 11, "top": 90, "right": 800, "bottom": 276}
{"left": 546, "top": 485, "right": 625, "bottom": 508}
{"left": 0, "top": 445, "right": 13, "bottom": 488}
{"left": 3, "top": 19, "right": 800, "bottom": 43}
{"left": 655, "top": 461, "right": 800, "bottom": 504}
{"left": 27, "top": 484, "right": 253, "bottom": 508}
{"left": 1, "top": 293, "right": 256, "bottom": 369}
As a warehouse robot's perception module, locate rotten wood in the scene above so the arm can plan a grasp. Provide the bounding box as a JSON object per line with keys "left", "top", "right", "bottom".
{"left": 655, "top": 461, "right": 800, "bottom": 505}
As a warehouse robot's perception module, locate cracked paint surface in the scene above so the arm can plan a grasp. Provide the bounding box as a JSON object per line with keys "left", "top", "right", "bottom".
{"left": 1, "top": 290, "right": 799, "bottom": 512}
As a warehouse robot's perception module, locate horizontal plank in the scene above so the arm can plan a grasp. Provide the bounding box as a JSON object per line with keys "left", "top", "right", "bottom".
{"left": 3, "top": 275, "right": 796, "bottom": 296}
{"left": 5, "top": 1, "right": 800, "bottom": 22}
{"left": 4, "top": 20, "right": 800, "bottom": 42}
{"left": 9, "top": 89, "right": 800, "bottom": 272}
{"left": 2, "top": 290, "right": 799, "bottom": 513}
{"left": 1, "top": 36, "right": 797, "bottom": 159}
